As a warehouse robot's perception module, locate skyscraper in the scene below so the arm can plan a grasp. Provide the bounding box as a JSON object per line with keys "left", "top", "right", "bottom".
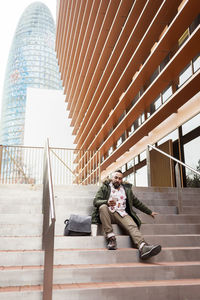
{"left": 0, "top": 2, "right": 62, "bottom": 145}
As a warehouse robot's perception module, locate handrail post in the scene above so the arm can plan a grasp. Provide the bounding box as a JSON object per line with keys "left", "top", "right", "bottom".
{"left": 175, "top": 163, "right": 182, "bottom": 214}
{"left": 43, "top": 220, "right": 55, "bottom": 300}
{"left": 42, "top": 139, "right": 56, "bottom": 300}
{"left": 98, "top": 150, "right": 101, "bottom": 185}
{"left": 146, "top": 145, "right": 151, "bottom": 187}
{"left": 0, "top": 145, "right": 3, "bottom": 183}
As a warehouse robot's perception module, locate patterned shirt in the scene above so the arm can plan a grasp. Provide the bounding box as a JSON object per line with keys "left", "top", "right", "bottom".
{"left": 108, "top": 183, "right": 128, "bottom": 217}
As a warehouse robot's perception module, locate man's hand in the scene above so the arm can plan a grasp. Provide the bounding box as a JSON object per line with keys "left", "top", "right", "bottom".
{"left": 108, "top": 198, "right": 117, "bottom": 207}
{"left": 151, "top": 211, "right": 158, "bottom": 218}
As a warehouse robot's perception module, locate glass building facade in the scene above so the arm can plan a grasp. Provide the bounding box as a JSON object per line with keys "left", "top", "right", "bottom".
{"left": 0, "top": 2, "right": 62, "bottom": 145}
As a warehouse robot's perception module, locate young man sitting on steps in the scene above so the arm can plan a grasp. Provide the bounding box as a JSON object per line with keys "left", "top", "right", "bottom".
{"left": 92, "top": 170, "right": 161, "bottom": 260}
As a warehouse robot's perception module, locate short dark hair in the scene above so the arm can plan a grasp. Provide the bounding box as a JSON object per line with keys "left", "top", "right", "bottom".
{"left": 115, "top": 169, "right": 123, "bottom": 174}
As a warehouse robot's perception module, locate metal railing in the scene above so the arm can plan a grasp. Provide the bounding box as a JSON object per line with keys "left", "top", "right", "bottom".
{"left": 0, "top": 145, "right": 101, "bottom": 185}
{"left": 147, "top": 144, "right": 200, "bottom": 213}
{"left": 42, "top": 139, "right": 56, "bottom": 300}
{"left": 0, "top": 145, "right": 43, "bottom": 184}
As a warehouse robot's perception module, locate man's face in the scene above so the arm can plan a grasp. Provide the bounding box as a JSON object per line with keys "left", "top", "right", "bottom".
{"left": 112, "top": 172, "right": 123, "bottom": 189}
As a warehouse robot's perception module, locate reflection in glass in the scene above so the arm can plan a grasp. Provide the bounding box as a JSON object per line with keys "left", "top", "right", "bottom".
{"left": 162, "top": 85, "right": 172, "bottom": 103}
{"left": 179, "top": 63, "right": 192, "bottom": 87}
{"left": 184, "top": 136, "right": 200, "bottom": 187}
{"left": 193, "top": 54, "right": 200, "bottom": 73}
{"left": 182, "top": 113, "right": 200, "bottom": 135}
{"left": 126, "top": 173, "right": 134, "bottom": 185}
{"left": 157, "top": 129, "right": 178, "bottom": 146}
{"left": 127, "top": 159, "right": 134, "bottom": 169}
{"left": 150, "top": 95, "right": 161, "bottom": 115}
{"left": 140, "top": 151, "right": 146, "bottom": 161}
{"left": 135, "top": 165, "right": 147, "bottom": 187}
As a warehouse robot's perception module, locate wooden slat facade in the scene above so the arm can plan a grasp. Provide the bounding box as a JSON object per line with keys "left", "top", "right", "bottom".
{"left": 56, "top": 0, "right": 200, "bottom": 180}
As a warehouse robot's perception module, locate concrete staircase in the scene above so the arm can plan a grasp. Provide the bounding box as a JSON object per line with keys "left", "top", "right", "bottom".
{"left": 0, "top": 184, "right": 200, "bottom": 299}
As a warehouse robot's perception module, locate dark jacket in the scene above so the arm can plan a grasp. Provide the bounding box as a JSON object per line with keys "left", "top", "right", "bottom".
{"left": 92, "top": 180, "right": 152, "bottom": 228}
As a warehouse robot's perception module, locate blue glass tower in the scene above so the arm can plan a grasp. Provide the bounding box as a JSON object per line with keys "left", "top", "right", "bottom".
{"left": 0, "top": 2, "right": 62, "bottom": 145}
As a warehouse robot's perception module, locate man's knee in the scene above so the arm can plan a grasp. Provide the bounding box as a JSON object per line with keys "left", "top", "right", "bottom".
{"left": 99, "top": 204, "right": 108, "bottom": 213}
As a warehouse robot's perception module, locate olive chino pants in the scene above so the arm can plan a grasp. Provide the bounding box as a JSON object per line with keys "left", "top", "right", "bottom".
{"left": 99, "top": 204, "right": 145, "bottom": 248}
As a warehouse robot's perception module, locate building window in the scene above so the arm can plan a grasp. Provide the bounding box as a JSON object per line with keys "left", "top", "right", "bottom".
{"left": 184, "top": 138, "right": 200, "bottom": 187}
{"left": 126, "top": 173, "right": 134, "bottom": 184}
{"left": 126, "top": 93, "right": 139, "bottom": 113}
{"left": 178, "top": 63, "right": 192, "bottom": 87}
{"left": 193, "top": 54, "right": 200, "bottom": 73}
{"left": 121, "top": 164, "right": 126, "bottom": 173}
{"left": 117, "top": 137, "right": 122, "bottom": 148}
{"left": 141, "top": 113, "right": 145, "bottom": 123}
{"left": 182, "top": 113, "right": 200, "bottom": 135}
{"left": 189, "top": 14, "right": 200, "bottom": 34}
{"left": 149, "top": 67, "right": 159, "bottom": 85}
{"left": 128, "top": 123, "right": 135, "bottom": 136}
{"left": 117, "top": 111, "right": 126, "bottom": 125}
{"left": 150, "top": 95, "right": 162, "bottom": 115}
{"left": 181, "top": 113, "right": 200, "bottom": 187}
{"left": 127, "top": 159, "right": 134, "bottom": 170}
{"left": 157, "top": 129, "right": 178, "bottom": 146}
{"left": 162, "top": 85, "right": 173, "bottom": 103}
{"left": 160, "top": 53, "right": 170, "bottom": 72}
{"left": 108, "top": 146, "right": 113, "bottom": 156}
{"left": 140, "top": 151, "right": 146, "bottom": 161}
{"left": 178, "top": 28, "right": 189, "bottom": 47}
{"left": 135, "top": 165, "right": 148, "bottom": 187}
{"left": 134, "top": 156, "right": 139, "bottom": 165}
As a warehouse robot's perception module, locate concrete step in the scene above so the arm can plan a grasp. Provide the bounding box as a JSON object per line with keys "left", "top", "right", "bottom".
{"left": 139, "top": 214, "right": 200, "bottom": 224}
{"left": 0, "top": 184, "right": 199, "bottom": 300}
{"left": 1, "top": 235, "right": 200, "bottom": 251}
{"left": 0, "top": 214, "right": 42, "bottom": 224}
{"left": 1, "top": 279, "right": 200, "bottom": 300}
{"left": 51, "top": 280, "right": 200, "bottom": 300}
{"left": 0, "top": 222, "right": 194, "bottom": 237}
{"left": 0, "top": 197, "right": 42, "bottom": 204}
{"left": 2, "top": 213, "right": 200, "bottom": 226}
{"left": 3, "top": 213, "right": 199, "bottom": 226}
{"left": 133, "top": 186, "right": 200, "bottom": 196}
{"left": 0, "top": 204, "right": 177, "bottom": 215}
{"left": 136, "top": 206, "right": 178, "bottom": 214}
{"left": 54, "top": 235, "right": 200, "bottom": 249}
{"left": 182, "top": 206, "right": 200, "bottom": 214}
{"left": 0, "top": 224, "right": 42, "bottom": 236}
{"left": 0, "top": 205, "right": 42, "bottom": 214}
{"left": 54, "top": 214, "right": 200, "bottom": 225}
{"left": 1, "top": 262, "right": 200, "bottom": 287}
{"left": 1, "top": 247, "right": 200, "bottom": 267}
{"left": 142, "top": 199, "right": 200, "bottom": 206}
{"left": 93, "top": 223, "right": 200, "bottom": 236}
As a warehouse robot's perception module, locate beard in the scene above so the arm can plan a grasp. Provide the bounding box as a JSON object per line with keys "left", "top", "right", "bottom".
{"left": 113, "top": 181, "right": 120, "bottom": 189}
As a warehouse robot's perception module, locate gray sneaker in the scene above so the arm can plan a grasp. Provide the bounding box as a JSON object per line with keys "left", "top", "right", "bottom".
{"left": 107, "top": 236, "right": 117, "bottom": 250}
{"left": 139, "top": 244, "right": 161, "bottom": 260}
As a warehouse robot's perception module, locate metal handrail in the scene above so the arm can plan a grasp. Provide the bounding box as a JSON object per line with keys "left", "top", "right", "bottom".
{"left": 0, "top": 144, "right": 101, "bottom": 184}
{"left": 3, "top": 146, "right": 30, "bottom": 183}
{"left": 147, "top": 143, "right": 200, "bottom": 213}
{"left": 42, "top": 139, "right": 56, "bottom": 300}
{"left": 50, "top": 148, "right": 76, "bottom": 178}
{"left": 147, "top": 144, "right": 200, "bottom": 176}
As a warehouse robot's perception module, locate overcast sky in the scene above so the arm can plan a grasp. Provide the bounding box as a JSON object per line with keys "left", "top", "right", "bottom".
{"left": 0, "top": 0, "right": 57, "bottom": 113}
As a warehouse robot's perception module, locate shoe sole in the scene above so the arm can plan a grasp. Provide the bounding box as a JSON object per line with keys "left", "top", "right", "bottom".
{"left": 107, "top": 246, "right": 117, "bottom": 250}
{"left": 140, "top": 245, "right": 161, "bottom": 260}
